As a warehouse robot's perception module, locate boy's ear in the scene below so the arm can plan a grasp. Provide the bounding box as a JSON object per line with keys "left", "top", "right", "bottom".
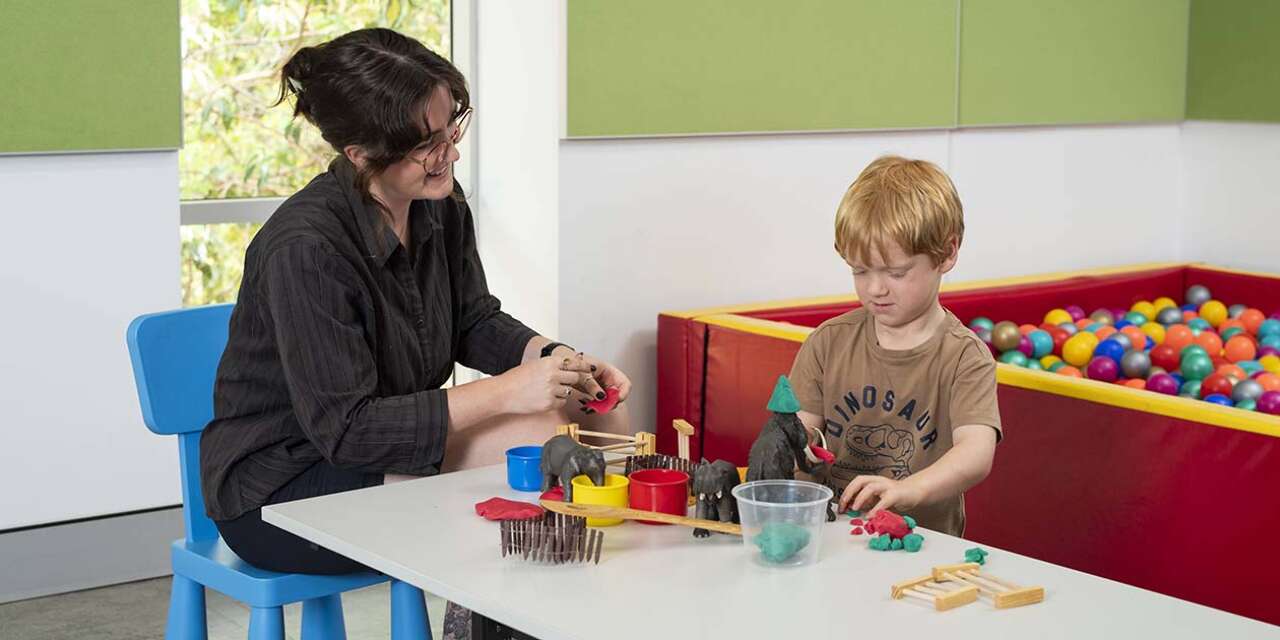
{"left": 938, "top": 236, "right": 960, "bottom": 274}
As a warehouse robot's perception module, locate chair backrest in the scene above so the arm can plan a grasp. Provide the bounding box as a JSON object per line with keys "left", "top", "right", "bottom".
{"left": 126, "top": 304, "right": 234, "bottom": 543}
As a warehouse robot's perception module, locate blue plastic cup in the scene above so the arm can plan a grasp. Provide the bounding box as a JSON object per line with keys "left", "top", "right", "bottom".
{"left": 505, "top": 446, "right": 543, "bottom": 491}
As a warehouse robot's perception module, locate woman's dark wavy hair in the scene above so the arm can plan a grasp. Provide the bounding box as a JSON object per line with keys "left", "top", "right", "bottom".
{"left": 276, "top": 28, "right": 468, "bottom": 213}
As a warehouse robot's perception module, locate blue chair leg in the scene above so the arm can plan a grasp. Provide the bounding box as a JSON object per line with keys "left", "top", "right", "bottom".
{"left": 248, "top": 606, "right": 286, "bottom": 640}
{"left": 301, "top": 594, "right": 347, "bottom": 640}
{"left": 390, "top": 580, "right": 431, "bottom": 640}
{"left": 166, "top": 574, "right": 208, "bottom": 640}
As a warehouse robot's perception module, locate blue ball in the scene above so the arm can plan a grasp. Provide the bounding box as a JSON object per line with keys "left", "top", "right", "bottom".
{"left": 1239, "top": 360, "right": 1264, "bottom": 375}
{"left": 1204, "top": 393, "right": 1234, "bottom": 407}
{"left": 1169, "top": 373, "right": 1185, "bottom": 388}
{"left": 1181, "top": 303, "right": 1199, "bottom": 312}
{"left": 1145, "top": 336, "right": 1155, "bottom": 350}
{"left": 1094, "top": 339, "right": 1126, "bottom": 363}
{"left": 1028, "top": 330, "right": 1054, "bottom": 359}
{"left": 1261, "top": 335, "right": 1280, "bottom": 350}
{"left": 1259, "top": 319, "right": 1280, "bottom": 340}
{"left": 1114, "top": 319, "right": 1133, "bottom": 330}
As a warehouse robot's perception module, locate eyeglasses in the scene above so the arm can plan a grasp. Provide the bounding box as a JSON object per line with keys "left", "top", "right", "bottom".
{"left": 411, "top": 106, "right": 473, "bottom": 172}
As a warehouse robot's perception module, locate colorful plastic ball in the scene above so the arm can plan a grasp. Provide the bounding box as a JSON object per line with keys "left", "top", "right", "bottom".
{"left": 1169, "top": 372, "right": 1185, "bottom": 387}
{"left": 1019, "top": 324, "right": 1038, "bottom": 336}
{"left": 1256, "top": 373, "right": 1280, "bottom": 393}
{"left": 1221, "top": 327, "right": 1246, "bottom": 342}
{"left": 1232, "top": 379, "right": 1265, "bottom": 404}
{"left": 1058, "top": 322, "right": 1079, "bottom": 336}
{"left": 1155, "top": 307, "right": 1183, "bottom": 326}
{"left": 1261, "top": 346, "right": 1280, "bottom": 359}
{"left": 1185, "top": 285, "right": 1212, "bottom": 307}
{"left": 1239, "top": 360, "right": 1264, "bottom": 376}
{"left": 1153, "top": 296, "right": 1177, "bottom": 311}
{"left": 1119, "top": 326, "right": 1146, "bottom": 349}
{"left": 969, "top": 316, "right": 995, "bottom": 332}
{"left": 1048, "top": 328, "right": 1070, "bottom": 354}
{"left": 1258, "top": 319, "right": 1280, "bottom": 340}
{"left": 1000, "top": 350, "right": 1029, "bottom": 367}
{"left": 1236, "top": 399, "right": 1257, "bottom": 411}
{"left": 1225, "top": 335, "right": 1258, "bottom": 363}
{"left": 1261, "top": 335, "right": 1280, "bottom": 351}
{"left": 1180, "top": 380, "right": 1202, "bottom": 398}
{"left": 1027, "top": 359, "right": 1044, "bottom": 371}
{"left": 1063, "top": 333, "right": 1099, "bottom": 367}
{"left": 1120, "top": 350, "right": 1152, "bottom": 379}
{"left": 1123, "top": 311, "right": 1148, "bottom": 326}
{"left": 1236, "top": 309, "right": 1264, "bottom": 335}
{"left": 1199, "top": 300, "right": 1228, "bottom": 327}
{"left": 1188, "top": 318, "right": 1213, "bottom": 333}
{"left": 1041, "top": 354, "right": 1063, "bottom": 369}
{"left": 1131, "top": 301, "right": 1156, "bottom": 320}
{"left": 1194, "top": 331, "right": 1224, "bottom": 357}
{"left": 1094, "top": 325, "right": 1117, "bottom": 340}
{"left": 1057, "top": 365, "right": 1083, "bottom": 378}
{"left": 1164, "top": 325, "right": 1194, "bottom": 352}
{"left": 1042, "top": 309, "right": 1071, "bottom": 326}
{"left": 1259, "top": 354, "right": 1280, "bottom": 374}
{"left": 1027, "top": 330, "right": 1053, "bottom": 359}
{"left": 1111, "top": 307, "right": 1129, "bottom": 321}
{"left": 976, "top": 328, "right": 993, "bottom": 348}
{"left": 1228, "top": 304, "right": 1247, "bottom": 319}
{"left": 1086, "top": 357, "right": 1119, "bottom": 382}
{"left": 1181, "top": 353, "right": 1215, "bottom": 381}
{"left": 1140, "top": 322, "right": 1166, "bottom": 345}
{"left": 991, "top": 321, "right": 1021, "bottom": 352}
{"left": 1090, "top": 309, "right": 1115, "bottom": 326}
{"left": 1180, "top": 303, "right": 1199, "bottom": 313}
{"left": 1122, "top": 378, "right": 1147, "bottom": 389}
{"left": 1145, "top": 373, "right": 1179, "bottom": 395}
{"left": 1180, "top": 344, "right": 1210, "bottom": 361}
{"left": 1260, "top": 391, "right": 1280, "bottom": 415}
{"left": 1109, "top": 333, "right": 1134, "bottom": 351}
{"left": 1150, "top": 344, "right": 1180, "bottom": 371}
{"left": 1216, "top": 364, "right": 1247, "bottom": 380}
{"left": 1114, "top": 319, "right": 1133, "bottom": 330}
{"left": 1065, "top": 305, "right": 1086, "bottom": 321}
{"left": 1017, "top": 335, "right": 1035, "bottom": 358}
{"left": 1199, "top": 373, "right": 1235, "bottom": 398}
{"left": 1184, "top": 310, "right": 1199, "bottom": 321}
{"left": 1203, "top": 393, "right": 1234, "bottom": 407}
{"left": 1094, "top": 339, "right": 1126, "bottom": 363}
{"left": 1048, "top": 361, "right": 1068, "bottom": 373}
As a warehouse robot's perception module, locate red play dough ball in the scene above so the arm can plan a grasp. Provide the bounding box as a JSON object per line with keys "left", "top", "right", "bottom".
{"left": 585, "top": 387, "right": 621, "bottom": 413}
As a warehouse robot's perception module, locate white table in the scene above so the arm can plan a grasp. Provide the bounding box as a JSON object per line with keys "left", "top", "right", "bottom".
{"left": 263, "top": 465, "right": 1279, "bottom": 639}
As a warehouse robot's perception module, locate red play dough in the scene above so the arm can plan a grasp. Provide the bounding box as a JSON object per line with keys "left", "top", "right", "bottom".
{"left": 866, "top": 510, "right": 911, "bottom": 539}
{"left": 474, "top": 497, "right": 544, "bottom": 521}
{"left": 850, "top": 527, "right": 864, "bottom": 535}
{"left": 540, "top": 486, "right": 565, "bottom": 502}
{"left": 809, "top": 444, "right": 835, "bottom": 463}
{"left": 849, "top": 518, "right": 864, "bottom": 526}
{"left": 586, "top": 387, "right": 621, "bottom": 413}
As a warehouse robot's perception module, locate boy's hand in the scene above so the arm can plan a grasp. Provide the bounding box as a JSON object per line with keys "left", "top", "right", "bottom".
{"left": 838, "top": 475, "right": 925, "bottom": 516}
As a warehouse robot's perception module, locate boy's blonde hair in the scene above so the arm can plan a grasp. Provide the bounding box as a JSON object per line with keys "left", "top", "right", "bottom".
{"left": 834, "top": 155, "right": 964, "bottom": 267}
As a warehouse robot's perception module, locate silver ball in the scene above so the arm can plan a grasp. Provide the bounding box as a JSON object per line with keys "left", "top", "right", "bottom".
{"left": 1058, "top": 322, "right": 1079, "bottom": 336}
{"left": 1090, "top": 309, "right": 1115, "bottom": 326}
{"left": 1232, "top": 379, "right": 1265, "bottom": 404}
{"left": 977, "top": 328, "right": 993, "bottom": 344}
{"left": 1228, "top": 304, "right": 1247, "bottom": 319}
{"left": 1120, "top": 350, "right": 1152, "bottom": 379}
{"left": 1186, "top": 285, "right": 1212, "bottom": 307}
{"left": 1156, "top": 307, "right": 1183, "bottom": 326}
{"left": 1110, "top": 334, "right": 1133, "bottom": 351}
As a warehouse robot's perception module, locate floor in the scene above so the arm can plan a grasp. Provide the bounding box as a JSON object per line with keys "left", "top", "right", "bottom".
{"left": 0, "top": 577, "right": 447, "bottom": 639}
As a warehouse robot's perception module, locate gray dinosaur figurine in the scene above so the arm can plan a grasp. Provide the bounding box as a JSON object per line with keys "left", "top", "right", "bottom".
{"left": 692, "top": 459, "right": 740, "bottom": 538}
{"left": 540, "top": 434, "right": 606, "bottom": 502}
{"left": 745, "top": 375, "right": 837, "bottom": 521}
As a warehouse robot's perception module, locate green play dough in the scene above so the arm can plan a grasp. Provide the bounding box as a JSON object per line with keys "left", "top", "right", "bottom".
{"left": 846, "top": 509, "right": 862, "bottom": 518}
{"left": 903, "top": 533, "right": 924, "bottom": 552}
{"left": 766, "top": 375, "right": 802, "bottom": 413}
{"left": 868, "top": 533, "right": 892, "bottom": 551}
{"left": 753, "top": 522, "right": 811, "bottom": 563}
{"left": 903, "top": 515, "right": 917, "bottom": 529}
{"left": 890, "top": 538, "right": 904, "bottom": 550}
{"left": 964, "top": 547, "right": 989, "bottom": 565}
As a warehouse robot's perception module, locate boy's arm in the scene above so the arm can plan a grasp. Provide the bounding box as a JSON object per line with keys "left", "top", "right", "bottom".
{"left": 798, "top": 410, "right": 824, "bottom": 445}
{"left": 838, "top": 424, "right": 996, "bottom": 514}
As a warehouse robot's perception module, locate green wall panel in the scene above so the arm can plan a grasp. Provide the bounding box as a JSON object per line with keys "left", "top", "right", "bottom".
{"left": 959, "top": 0, "right": 1188, "bottom": 126}
{"left": 567, "top": 0, "right": 958, "bottom": 137}
{"left": 1187, "top": 0, "right": 1280, "bottom": 123}
{"left": 0, "top": 0, "right": 181, "bottom": 153}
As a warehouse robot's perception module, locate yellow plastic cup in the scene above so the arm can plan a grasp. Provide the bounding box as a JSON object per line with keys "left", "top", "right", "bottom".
{"left": 571, "top": 473, "right": 629, "bottom": 526}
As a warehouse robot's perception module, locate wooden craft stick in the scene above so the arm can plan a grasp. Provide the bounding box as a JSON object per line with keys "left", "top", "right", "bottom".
{"left": 891, "top": 575, "right": 934, "bottom": 599}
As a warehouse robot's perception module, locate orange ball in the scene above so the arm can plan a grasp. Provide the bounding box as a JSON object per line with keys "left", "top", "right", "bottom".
{"left": 1121, "top": 326, "right": 1148, "bottom": 350}
{"left": 1194, "top": 331, "right": 1224, "bottom": 357}
{"left": 1019, "top": 323, "right": 1038, "bottom": 336}
{"left": 1057, "top": 365, "right": 1083, "bottom": 378}
{"left": 1257, "top": 373, "right": 1280, "bottom": 393}
{"left": 1219, "top": 318, "right": 1245, "bottom": 333}
{"left": 1123, "top": 378, "right": 1147, "bottom": 389}
{"left": 1183, "top": 310, "right": 1199, "bottom": 321}
{"left": 1241, "top": 308, "right": 1266, "bottom": 335}
{"left": 1164, "top": 324, "right": 1194, "bottom": 352}
{"left": 1224, "top": 335, "right": 1257, "bottom": 363}
{"left": 1216, "top": 364, "right": 1247, "bottom": 380}
{"left": 1076, "top": 318, "right": 1094, "bottom": 330}
{"left": 1095, "top": 326, "right": 1117, "bottom": 340}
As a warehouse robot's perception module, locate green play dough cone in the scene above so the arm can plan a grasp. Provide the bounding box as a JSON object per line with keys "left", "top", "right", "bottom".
{"left": 766, "top": 375, "right": 801, "bottom": 413}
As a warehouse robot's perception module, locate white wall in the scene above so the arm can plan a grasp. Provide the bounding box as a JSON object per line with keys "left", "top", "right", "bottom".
{"left": 1181, "top": 121, "right": 1280, "bottom": 272}
{"left": 558, "top": 124, "right": 1185, "bottom": 434}
{"left": 0, "top": 151, "right": 180, "bottom": 529}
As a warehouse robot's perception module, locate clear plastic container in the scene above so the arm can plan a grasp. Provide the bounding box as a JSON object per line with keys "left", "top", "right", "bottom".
{"left": 732, "top": 480, "right": 833, "bottom": 567}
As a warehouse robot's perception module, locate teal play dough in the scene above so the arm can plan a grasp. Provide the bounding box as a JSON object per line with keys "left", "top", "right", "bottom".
{"left": 766, "top": 375, "right": 802, "bottom": 413}
{"left": 890, "top": 538, "right": 904, "bottom": 550}
{"left": 964, "top": 547, "right": 989, "bottom": 565}
{"left": 868, "top": 533, "right": 893, "bottom": 551}
{"left": 903, "top": 533, "right": 924, "bottom": 552}
{"left": 903, "top": 515, "right": 917, "bottom": 530}
{"left": 753, "top": 522, "right": 811, "bottom": 563}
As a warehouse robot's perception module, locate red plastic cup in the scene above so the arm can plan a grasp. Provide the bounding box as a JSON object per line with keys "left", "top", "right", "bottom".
{"left": 627, "top": 468, "right": 689, "bottom": 525}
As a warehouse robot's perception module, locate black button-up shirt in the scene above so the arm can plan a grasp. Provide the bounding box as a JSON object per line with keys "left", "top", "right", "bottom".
{"left": 201, "top": 158, "right": 537, "bottom": 521}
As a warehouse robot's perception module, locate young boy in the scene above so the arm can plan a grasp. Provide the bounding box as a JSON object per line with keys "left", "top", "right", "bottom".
{"left": 789, "top": 155, "right": 1000, "bottom": 537}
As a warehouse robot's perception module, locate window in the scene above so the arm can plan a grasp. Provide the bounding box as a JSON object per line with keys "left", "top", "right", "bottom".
{"left": 179, "top": 0, "right": 455, "bottom": 307}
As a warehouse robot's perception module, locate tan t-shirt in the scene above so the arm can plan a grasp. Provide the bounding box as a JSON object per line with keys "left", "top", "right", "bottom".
{"left": 789, "top": 307, "right": 1001, "bottom": 537}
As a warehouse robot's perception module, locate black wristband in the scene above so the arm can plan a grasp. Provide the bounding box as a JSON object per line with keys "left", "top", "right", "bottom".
{"left": 540, "top": 341, "right": 574, "bottom": 358}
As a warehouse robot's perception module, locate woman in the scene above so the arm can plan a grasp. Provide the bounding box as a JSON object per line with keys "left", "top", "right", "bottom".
{"left": 199, "top": 28, "right": 630, "bottom": 632}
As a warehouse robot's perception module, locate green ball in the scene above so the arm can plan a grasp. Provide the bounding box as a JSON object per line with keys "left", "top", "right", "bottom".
{"left": 1181, "top": 345, "right": 1209, "bottom": 362}
{"left": 969, "top": 317, "right": 995, "bottom": 332}
{"left": 1048, "top": 361, "right": 1068, "bottom": 373}
{"left": 1124, "top": 312, "right": 1149, "bottom": 326}
{"left": 1181, "top": 354, "right": 1215, "bottom": 381}
{"left": 1236, "top": 399, "right": 1257, "bottom": 411}
{"left": 1189, "top": 318, "right": 1213, "bottom": 332}
{"left": 1026, "top": 359, "right": 1044, "bottom": 371}
{"left": 1239, "top": 360, "right": 1264, "bottom": 375}
{"left": 1180, "top": 380, "right": 1202, "bottom": 397}
{"left": 1221, "top": 327, "right": 1246, "bottom": 342}
{"left": 1000, "top": 350, "right": 1029, "bottom": 367}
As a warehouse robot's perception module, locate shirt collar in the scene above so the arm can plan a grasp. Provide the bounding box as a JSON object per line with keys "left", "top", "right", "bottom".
{"left": 330, "top": 157, "right": 443, "bottom": 268}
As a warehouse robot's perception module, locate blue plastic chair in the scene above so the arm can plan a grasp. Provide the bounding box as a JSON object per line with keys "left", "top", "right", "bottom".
{"left": 127, "top": 304, "right": 431, "bottom": 640}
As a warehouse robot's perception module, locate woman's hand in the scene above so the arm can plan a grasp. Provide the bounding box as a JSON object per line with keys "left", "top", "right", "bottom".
{"left": 496, "top": 355, "right": 595, "bottom": 415}
{"left": 571, "top": 352, "right": 632, "bottom": 414}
